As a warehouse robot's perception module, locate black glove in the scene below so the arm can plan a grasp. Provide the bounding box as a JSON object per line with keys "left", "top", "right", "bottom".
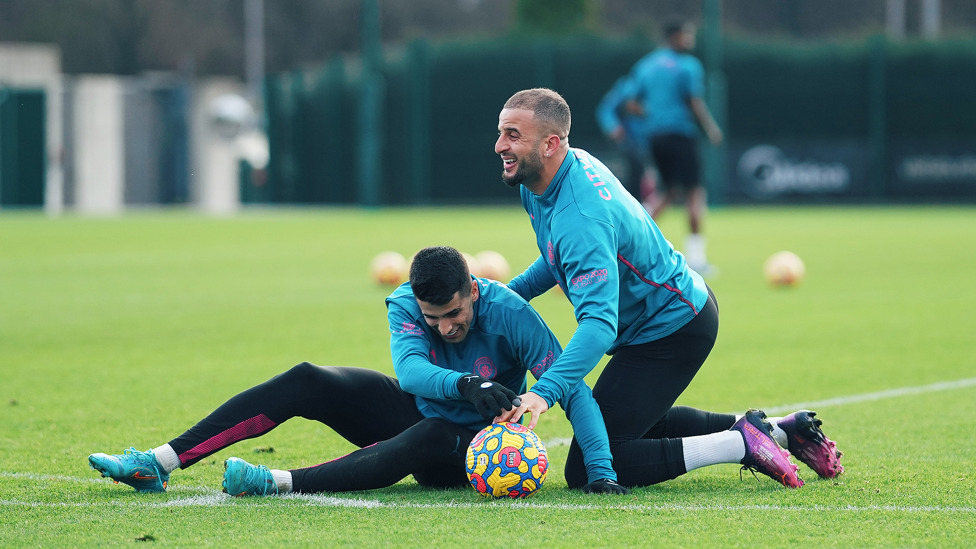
{"left": 456, "top": 374, "right": 519, "bottom": 420}
{"left": 581, "top": 478, "right": 630, "bottom": 495}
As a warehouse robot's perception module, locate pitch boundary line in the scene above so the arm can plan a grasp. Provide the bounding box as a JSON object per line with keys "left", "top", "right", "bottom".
{"left": 1, "top": 490, "right": 974, "bottom": 514}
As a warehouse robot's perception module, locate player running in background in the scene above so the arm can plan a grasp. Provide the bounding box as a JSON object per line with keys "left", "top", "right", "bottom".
{"left": 89, "top": 246, "right": 628, "bottom": 496}
{"left": 494, "top": 88, "right": 842, "bottom": 489}
{"left": 620, "top": 20, "right": 723, "bottom": 275}
{"left": 595, "top": 74, "right": 650, "bottom": 205}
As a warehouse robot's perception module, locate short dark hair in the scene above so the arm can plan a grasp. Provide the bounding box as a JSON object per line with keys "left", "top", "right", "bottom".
{"left": 503, "top": 88, "right": 571, "bottom": 140}
{"left": 409, "top": 246, "right": 470, "bottom": 306}
{"left": 663, "top": 20, "right": 685, "bottom": 39}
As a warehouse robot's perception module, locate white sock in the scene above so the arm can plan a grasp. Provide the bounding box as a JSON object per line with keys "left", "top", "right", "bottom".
{"left": 682, "top": 430, "right": 746, "bottom": 472}
{"left": 766, "top": 417, "right": 789, "bottom": 448}
{"left": 685, "top": 234, "right": 707, "bottom": 268}
{"left": 271, "top": 469, "right": 293, "bottom": 494}
{"left": 150, "top": 444, "right": 181, "bottom": 474}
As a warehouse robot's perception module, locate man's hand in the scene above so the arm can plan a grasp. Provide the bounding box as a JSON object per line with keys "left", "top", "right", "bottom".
{"left": 456, "top": 374, "right": 519, "bottom": 420}
{"left": 582, "top": 478, "right": 630, "bottom": 495}
{"left": 494, "top": 391, "right": 550, "bottom": 429}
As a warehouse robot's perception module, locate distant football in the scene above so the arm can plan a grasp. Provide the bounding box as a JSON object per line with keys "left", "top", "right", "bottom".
{"left": 465, "top": 422, "right": 548, "bottom": 499}
{"left": 460, "top": 252, "right": 481, "bottom": 279}
{"left": 369, "top": 251, "right": 408, "bottom": 286}
{"left": 764, "top": 251, "right": 806, "bottom": 286}
{"left": 474, "top": 250, "right": 510, "bottom": 281}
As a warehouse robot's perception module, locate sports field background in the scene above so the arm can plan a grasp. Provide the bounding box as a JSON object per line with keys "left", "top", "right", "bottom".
{"left": 1, "top": 205, "right": 974, "bottom": 546}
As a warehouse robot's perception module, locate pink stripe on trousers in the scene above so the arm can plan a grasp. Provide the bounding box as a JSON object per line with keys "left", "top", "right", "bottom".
{"left": 179, "top": 414, "right": 277, "bottom": 464}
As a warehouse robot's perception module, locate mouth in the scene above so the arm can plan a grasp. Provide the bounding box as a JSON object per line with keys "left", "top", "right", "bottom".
{"left": 501, "top": 155, "right": 516, "bottom": 174}
{"left": 443, "top": 326, "right": 462, "bottom": 340}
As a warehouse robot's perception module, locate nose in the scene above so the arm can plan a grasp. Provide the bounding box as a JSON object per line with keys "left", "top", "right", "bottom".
{"left": 439, "top": 318, "right": 454, "bottom": 335}
{"left": 494, "top": 134, "right": 506, "bottom": 154}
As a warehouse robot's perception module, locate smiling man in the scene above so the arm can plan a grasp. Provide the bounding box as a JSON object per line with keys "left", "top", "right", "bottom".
{"left": 89, "top": 245, "right": 628, "bottom": 496}
{"left": 496, "top": 88, "right": 843, "bottom": 490}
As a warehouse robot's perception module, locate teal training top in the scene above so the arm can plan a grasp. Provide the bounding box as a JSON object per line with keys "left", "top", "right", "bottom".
{"left": 385, "top": 276, "right": 616, "bottom": 483}
{"left": 630, "top": 47, "right": 705, "bottom": 138}
{"left": 508, "top": 148, "right": 709, "bottom": 407}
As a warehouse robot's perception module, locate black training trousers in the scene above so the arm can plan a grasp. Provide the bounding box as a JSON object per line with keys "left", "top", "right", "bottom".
{"left": 564, "top": 287, "right": 737, "bottom": 488}
{"left": 167, "top": 362, "right": 475, "bottom": 493}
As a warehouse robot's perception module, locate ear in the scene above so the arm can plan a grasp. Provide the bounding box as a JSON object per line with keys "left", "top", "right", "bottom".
{"left": 470, "top": 278, "right": 480, "bottom": 302}
{"left": 544, "top": 135, "right": 561, "bottom": 158}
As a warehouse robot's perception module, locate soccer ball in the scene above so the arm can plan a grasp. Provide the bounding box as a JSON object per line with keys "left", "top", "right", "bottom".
{"left": 763, "top": 251, "right": 806, "bottom": 287}
{"left": 465, "top": 422, "right": 548, "bottom": 499}
{"left": 474, "top": 250, "right": 510, "bottom": 281}
{"left": 370, "top": 251, "right": 408, "bottom": 286}
{"left": 460, "top": 252, "right": 481, "bottom": 278}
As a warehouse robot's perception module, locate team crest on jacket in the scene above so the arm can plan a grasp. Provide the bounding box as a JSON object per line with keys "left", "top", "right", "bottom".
{"left": 399, "top": 322, "right": 423, "bottom": 335}
{"left": 474, "top": 356, "right": 496, "bottom": 379}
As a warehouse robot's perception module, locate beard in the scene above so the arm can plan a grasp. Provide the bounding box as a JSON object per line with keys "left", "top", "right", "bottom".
{"left": 502, "top": 150, "right": 544, "bottom": 188}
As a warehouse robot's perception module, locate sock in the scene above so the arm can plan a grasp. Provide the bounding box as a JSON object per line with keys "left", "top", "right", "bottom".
{"left": 685, "top": 234, "right": 707, "bottom": 268}
{"left": 766, "top": 417, "right": 789, "bottom": 448}
{"left": 682, "top": 430, "right": 746, "bottom": 472}
{"left": 271, "top": 470, "right": 293, "bottom": 494}
{"left": 150, "top": 444, "right": 181, "bottom": 474}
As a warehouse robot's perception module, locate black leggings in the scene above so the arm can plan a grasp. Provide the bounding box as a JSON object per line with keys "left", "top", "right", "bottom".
{"left": 565, "top": 287, "right": 737, "bottom": 487}
{"left": 167, "top": 362, "right": 475, "bottom": 493}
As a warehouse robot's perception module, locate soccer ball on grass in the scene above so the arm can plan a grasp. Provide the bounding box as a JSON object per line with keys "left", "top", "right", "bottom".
{"left": 465, "top": 422, "right": 548, "bottom": 499}
{"left": 763, "top": 251, "right": 806, "bottom": 287}
{"left": 370, "top": 251, "right": 408, "bottom": 286}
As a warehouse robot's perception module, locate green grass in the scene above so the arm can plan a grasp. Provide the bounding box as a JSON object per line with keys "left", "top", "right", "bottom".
{"left": 2, "top": 205, "right": 974, "bottom": 547}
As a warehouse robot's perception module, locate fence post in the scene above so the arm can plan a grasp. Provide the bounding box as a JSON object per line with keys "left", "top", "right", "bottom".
{"left": 407, "top": 39, "right": 431, "bottom": 204}
{"left": 701, "top": 0, "right": 727, "bottom": 206}
{"left": 868, "top": 34, "right": 888, "bottom": 199}
{"left": 357, "top": 0, "right": 383, "bottom": 207}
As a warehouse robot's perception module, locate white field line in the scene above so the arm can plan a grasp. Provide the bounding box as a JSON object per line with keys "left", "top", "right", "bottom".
{"left": 3, "top": 376, "right": 975, "bottom": 514}
{"left": 544, "top": 376, "right": 976, "bottom": 447}
{"left": 1, "top": 490, "right": 974, "bottom": 514}
{"left": 761, "top": 376, "right": 976, "bottom": 416}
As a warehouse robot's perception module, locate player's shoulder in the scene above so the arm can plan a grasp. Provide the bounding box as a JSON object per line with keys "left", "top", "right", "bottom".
{"left": 476, "top": 277, "right": 528, "bottom": 310}
{"left": 679, "top": 51, "right": 704, "bottom": 71}
{"left": 561, "top": 150, "right": 620, "bottom": 214}
{"left": 385, "top": 282, "right": 419, "bottom": 314}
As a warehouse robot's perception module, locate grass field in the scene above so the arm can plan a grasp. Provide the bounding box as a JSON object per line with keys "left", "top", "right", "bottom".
{"left": 2, "top": 205, "right": 974, "bottom": 547}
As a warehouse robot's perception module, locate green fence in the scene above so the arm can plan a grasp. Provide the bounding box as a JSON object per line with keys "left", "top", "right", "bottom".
{"left": 257, "top": 35, "right": 976, "bottom": 206}
{"left": 0, "top": 88, "right": 46, "bottom": 207}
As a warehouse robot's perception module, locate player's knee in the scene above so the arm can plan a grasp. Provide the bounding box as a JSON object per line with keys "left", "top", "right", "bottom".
{"left": 276, "top": 362, "right": 337, "bottom": 394}
{"left": 283, "top": 361, "right": 321, "bottom": 380}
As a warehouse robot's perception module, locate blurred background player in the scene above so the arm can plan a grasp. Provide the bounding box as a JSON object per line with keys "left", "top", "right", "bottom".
{"left": 622, "top": 19, "right": 724, "bottom": 276}
{"left": 88, "top": 246, "right": 627, "bottom": 496}
{"left": 596, "top": 74, "right": 651, "bottom": 206}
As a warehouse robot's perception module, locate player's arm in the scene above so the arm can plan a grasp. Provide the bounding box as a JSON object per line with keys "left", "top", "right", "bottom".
{"left": 685, "top": 60, "right": 722, "bottom": 145}
{"left": 689, "top": 96, "right": 723, "bottom": 145}
{"left": 596, "top": 76, "right": 632, "bottom": 141}
{"left": 505, "top": 307, "right": 624, "bottom": 493}
{"left": 527, "top": 221, "right": 620, "bottom": 407}
{"left": 389, "top": 296, "right": 520, "bottom": 420}
{"left": 506, "top": 255, "right": 555, "bottom": 302}
{"left": 387, "top": 301, "right": 461, "bottom": 399}
{"left": 559, "top": 381, "right": 628, "bottom": 493}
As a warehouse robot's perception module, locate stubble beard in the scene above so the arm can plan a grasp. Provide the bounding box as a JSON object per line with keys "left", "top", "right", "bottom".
{"left": 501, "top": 151, "right": 544, "bottom": 189}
